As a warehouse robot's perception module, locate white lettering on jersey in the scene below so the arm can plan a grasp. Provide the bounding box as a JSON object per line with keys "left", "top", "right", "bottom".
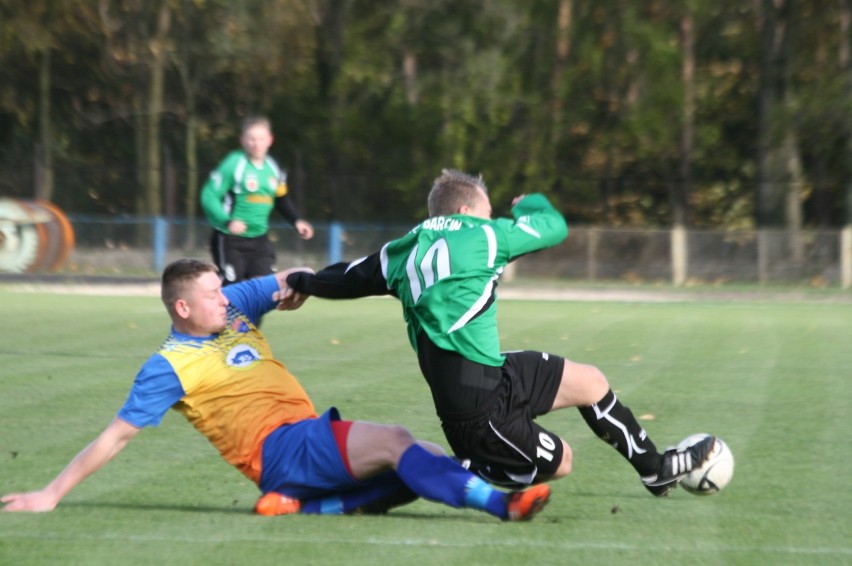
{"left": 422, "top": 217, "right": 463, "bottom": 231}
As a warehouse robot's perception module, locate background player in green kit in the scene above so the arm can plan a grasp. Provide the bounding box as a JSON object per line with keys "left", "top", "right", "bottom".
{"left": 201, "top": 116, "right": 314, "bottom": 286}
{"left": 284, "top": 169, "right": 716, "bottom": 497}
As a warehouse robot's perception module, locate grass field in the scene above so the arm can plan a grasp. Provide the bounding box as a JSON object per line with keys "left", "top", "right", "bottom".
{"left": 1, "top": 289, "right": 850, "bottom": 565}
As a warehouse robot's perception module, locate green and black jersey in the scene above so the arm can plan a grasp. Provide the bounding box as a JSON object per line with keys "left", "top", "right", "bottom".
{"left": 201, "top": 151, "right": 298, "bottom": 238}
{"left": 288, "top": 193, "right": 568, "bottom": 366}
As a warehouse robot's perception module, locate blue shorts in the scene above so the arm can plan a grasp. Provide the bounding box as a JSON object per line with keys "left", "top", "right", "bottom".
{"left": 258, "top": 407, "right": 360, "bottom": 499}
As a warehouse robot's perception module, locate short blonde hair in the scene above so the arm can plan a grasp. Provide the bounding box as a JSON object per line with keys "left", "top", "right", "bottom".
{"left": 427, "top": 169, "right": 488, "bottom": 217}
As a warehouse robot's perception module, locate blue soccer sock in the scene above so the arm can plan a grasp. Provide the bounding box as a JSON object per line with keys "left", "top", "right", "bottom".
{"left": 301, "top": 472, "right": 417, "bottom": 515}
{"left": 300, "top": 495, "right": 345, "bottom": 515}
{"left": 396, "top": 444, "right": 509, "bottom": 519}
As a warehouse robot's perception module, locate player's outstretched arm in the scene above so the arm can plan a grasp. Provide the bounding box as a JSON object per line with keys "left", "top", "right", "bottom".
{"left": 1, "top": 418, "right": 142, "bottom": 513}
{"left": 286, "top": 252, "right": 391, "bottom": 299}
{"left": 273, "top": 266, "right": 315, "bottom": 310}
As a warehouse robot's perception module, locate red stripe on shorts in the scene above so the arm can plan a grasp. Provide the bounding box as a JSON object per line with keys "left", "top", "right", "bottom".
{"left": 330, "top": 419, "right": 355, "bottom": 478}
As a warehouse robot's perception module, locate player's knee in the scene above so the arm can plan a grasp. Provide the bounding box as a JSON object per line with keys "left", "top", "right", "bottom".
{"left": 552, "top": 441, "right": 573, "bottom": 478}
{"left": 556, "top": 361, "right": 611, "bottom": 408}
{"left": 385, "top": 424, "right": 417, "bottom": 455}
{"left": 586, "top": 365, "right": 610, "bottom": 397}
{"left": 540, "top": 438, "right": 573, "bottom": 480}
{"left": 416, "top": 439, "right": 447, "bottom": 457}
{"left": 570, "top": 363, "right": 610, "bottom": 404}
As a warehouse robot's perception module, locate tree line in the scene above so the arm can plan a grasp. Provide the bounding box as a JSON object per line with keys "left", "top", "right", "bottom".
{"left": 1, "top": 0, "right": 850, "bottom": 228}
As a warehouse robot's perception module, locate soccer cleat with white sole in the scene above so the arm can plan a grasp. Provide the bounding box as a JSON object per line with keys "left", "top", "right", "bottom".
{"left": 642, "top": 434, "right": 716, "bottom": 496}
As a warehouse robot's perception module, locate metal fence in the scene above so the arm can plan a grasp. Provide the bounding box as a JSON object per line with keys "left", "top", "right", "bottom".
{"left": 47, "top": 216, "right": 852, "bottom": 289}
{"left": 514, "top": 226, "right": 852, "bottom": 287}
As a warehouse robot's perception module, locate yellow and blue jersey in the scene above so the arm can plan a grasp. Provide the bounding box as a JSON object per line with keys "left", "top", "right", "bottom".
{"left": 117, "top": 276, "right": 317, "bottom": 485}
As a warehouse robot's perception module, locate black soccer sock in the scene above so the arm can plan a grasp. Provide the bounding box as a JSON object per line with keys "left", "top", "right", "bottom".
{"left": 578, "top": 389, "right": 661, "bottom": 477}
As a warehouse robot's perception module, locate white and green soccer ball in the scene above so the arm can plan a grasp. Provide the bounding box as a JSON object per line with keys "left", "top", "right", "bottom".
{"left": 677, "top": 433, "right": 735, "bottom": 495}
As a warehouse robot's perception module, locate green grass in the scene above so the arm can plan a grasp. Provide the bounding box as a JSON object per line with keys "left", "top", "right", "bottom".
{"left": 1, "top": 290, "right": 850, "bottom": 565}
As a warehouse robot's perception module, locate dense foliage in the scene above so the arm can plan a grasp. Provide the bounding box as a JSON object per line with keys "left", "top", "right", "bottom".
{"left": 0, "top": 0, "right": 849, "bottom": 227}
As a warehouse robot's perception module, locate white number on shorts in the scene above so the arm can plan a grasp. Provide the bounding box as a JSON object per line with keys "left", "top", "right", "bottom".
{"left": 537, "top": 432, "right": 556, "bottom": 462}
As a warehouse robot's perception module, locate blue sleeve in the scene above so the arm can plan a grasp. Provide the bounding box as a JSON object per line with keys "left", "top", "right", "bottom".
{"left": 117, "top": 354, "right": 186, "bottom": 428}
{"left": 223, "top": 275, "right": 280, "bottom": 325}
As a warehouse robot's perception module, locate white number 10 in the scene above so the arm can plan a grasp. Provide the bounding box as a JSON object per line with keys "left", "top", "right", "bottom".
{"left": 405, "top": 239, "right": 451, "bottom": 303}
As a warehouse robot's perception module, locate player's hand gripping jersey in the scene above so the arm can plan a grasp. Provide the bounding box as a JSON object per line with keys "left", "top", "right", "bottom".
{"left": 117, "top": 276, "right": 316, "bottom": 484}
{"left": 287, "top": 193, "right": 568, "bottom": 366}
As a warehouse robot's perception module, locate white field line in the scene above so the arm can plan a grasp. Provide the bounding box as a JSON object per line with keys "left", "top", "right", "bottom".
{"left": 2, "top": 530, "right": 850, "bottom": 556}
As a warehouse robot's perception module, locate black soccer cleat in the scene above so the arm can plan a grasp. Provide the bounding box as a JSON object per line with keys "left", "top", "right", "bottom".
{"left": 642, "top": 435, "right": 717, "bottom": 497}
{"left": 644, "top": 479, "right": 678, "bottom": 497}
{"left": 349, "top": 486, "right": 418, "bottom": 515}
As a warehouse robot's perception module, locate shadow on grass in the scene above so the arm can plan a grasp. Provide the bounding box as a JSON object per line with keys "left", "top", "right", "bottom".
{"left": 59, "top": 501, "right": 565, "bottom": 524}
{"left": 62, "top": 501, "right": 251, "bottom": 515}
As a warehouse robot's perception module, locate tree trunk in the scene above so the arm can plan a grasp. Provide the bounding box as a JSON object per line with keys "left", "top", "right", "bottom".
{"left": 782, "top": 127, "right": 804, "bottom": 260}
{"left": 841, "top": 0, "right": 852, "bottom": 226}
{"left": 675, "top": 10, "right": 695, "bottom": 229}
{"left": 134, "top": 99, "right": 147, "bottom": 219}
{"left": 184, "top": 108, "right": 199, "bottom": 249}
{"left": 402, "top": 49, "right": 418, "bottom": 105}
{"left": 174, "top": 29, "right": 199, "bottom": 249}
{"left": 35, "top": 44, "right": 54, "bottom": 202}
{"left": 758, "top": 0, "right": 804, "bottom": 257}
{"left": 144, "top": 3, "right": 171, "bottom": 218}
{"left": 756, "top": 0, "right": 787, "bottom": 227}
{"left": 551, "top": 0, "right": 572, "bottom": 144}
{"left": 163, "top": 146, "right": 176, "bottom": 219}
{"left": 313, "top": 0, "right": 347, "bottom": 216}
{"left": 314, "top": 0, "right": 346, "bottom": 105}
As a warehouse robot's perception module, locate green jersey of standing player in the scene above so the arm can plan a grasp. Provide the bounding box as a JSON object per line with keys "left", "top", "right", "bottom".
{"left": 200, "top": 116, "right": 313, "bottom": 287}
{"left": 201, "top": 148, "right": 290, "bottom": 238}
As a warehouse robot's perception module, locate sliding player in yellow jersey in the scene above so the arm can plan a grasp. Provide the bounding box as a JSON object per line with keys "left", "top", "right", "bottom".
{"left": 1, "top": 259, "right": 548, "bottom": 521}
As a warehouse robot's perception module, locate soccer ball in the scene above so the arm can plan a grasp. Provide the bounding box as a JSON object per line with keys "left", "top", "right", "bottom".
{"left": 676, "top": 433, "right": 734, "bottom": 495}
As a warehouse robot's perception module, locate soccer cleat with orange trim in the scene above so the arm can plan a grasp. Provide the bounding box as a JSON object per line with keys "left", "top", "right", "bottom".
{"left": 254, "top": 492, "right": 301, "bottom": 516}
{"left": 505, "top": 483, "right": 551, "bottom": 521}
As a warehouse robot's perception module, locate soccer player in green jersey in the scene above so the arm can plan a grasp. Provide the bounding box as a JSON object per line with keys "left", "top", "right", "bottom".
{"left": 201, "top": 116, "right": 314, "bottom": 286}
{"left": 284, "top": 169, "right": 716, "bottom": 496}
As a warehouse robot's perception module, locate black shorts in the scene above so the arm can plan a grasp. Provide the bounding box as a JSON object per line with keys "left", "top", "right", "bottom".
{"left": 439, "top": 350, "right": 566, "bottom": 487}
{"left": 210, "top": 231, "right": 276, "bottom": 285}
